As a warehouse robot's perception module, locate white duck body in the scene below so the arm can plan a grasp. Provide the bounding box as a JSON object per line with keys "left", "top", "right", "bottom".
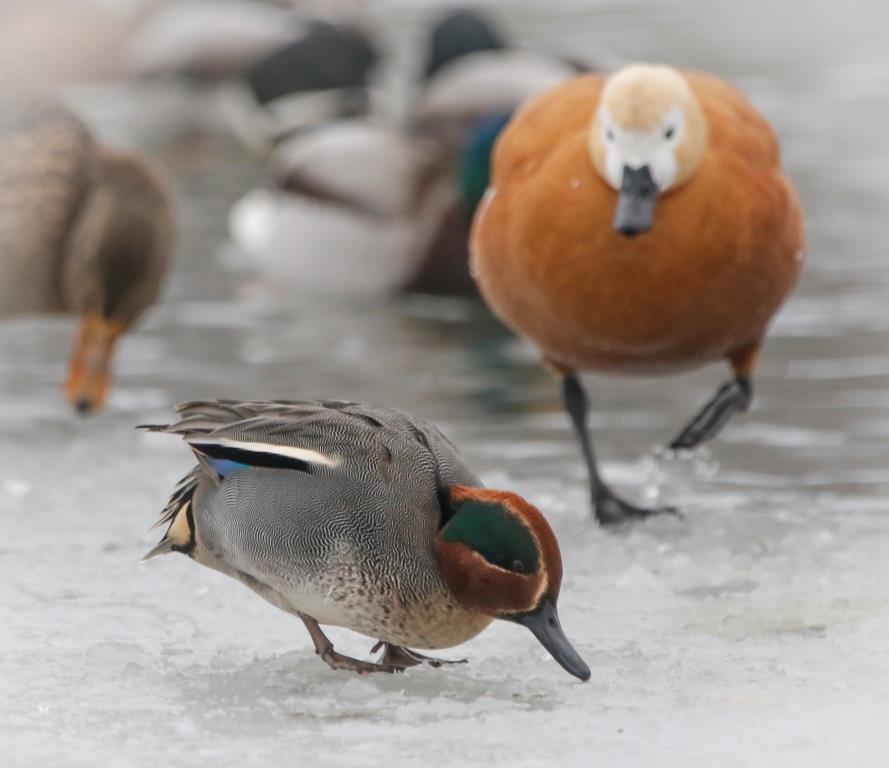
{"left": 229, "top": 120, "right": 431, "bottom": 295}
{"left": 228, "top": 48, "right": 581, "bottom": 296}
{"left": 124, "top": 0, "right": 301, "bottom": 80}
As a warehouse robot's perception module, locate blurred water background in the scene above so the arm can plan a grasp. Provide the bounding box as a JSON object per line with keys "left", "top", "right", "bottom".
{"left": 1, "top": 1, "right": 888, "bottom": 766}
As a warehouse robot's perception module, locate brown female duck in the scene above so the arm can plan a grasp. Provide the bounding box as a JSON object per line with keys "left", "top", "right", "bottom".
{"left": 0, "top": 98, "right": 174, "bottom": 413}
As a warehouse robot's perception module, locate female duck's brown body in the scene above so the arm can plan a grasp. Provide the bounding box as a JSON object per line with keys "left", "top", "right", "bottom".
{"left": 0, "top": 99, "right": 173, "bottom": 413}
{"left": 472, "top": 66, "right": 804, "bottom": 523}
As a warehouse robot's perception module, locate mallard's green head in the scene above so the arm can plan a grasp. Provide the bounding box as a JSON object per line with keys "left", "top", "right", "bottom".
{"left": 423, "top": 9, "right": 506, "bottom": 81}
{"left": 459, "top": 112, "right": 512, "bottom": 219}
{"left": 435, "top": 486, "right": 590, "bottom": 681}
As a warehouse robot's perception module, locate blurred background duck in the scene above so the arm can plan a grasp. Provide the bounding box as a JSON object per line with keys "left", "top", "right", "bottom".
{"left": 0, "top": 97, "right": 174, "bottom": 414}
{"left": 228, "top": 8, "right": 588, "bottom": 298}
{"left": 122, "top": 0, "right": 380, "bottom": 148}
{"left": 125, "top": 0, "right": 300, "bottom": 82}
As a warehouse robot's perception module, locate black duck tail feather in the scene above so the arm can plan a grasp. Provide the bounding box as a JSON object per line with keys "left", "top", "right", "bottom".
{"left": 151, "top": 468, "right": 200, "bottom": 530}
{"left": 144, "top": 468, "right": 199, "bottom": 560}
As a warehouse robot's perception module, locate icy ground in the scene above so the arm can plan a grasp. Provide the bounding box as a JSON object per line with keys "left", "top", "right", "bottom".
{"left": 2, "top": 1, "right": 889, "bottom": 766}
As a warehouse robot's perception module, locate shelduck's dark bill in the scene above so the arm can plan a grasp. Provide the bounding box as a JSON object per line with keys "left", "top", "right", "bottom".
{"left": 613, "top": 164, "right": 658, "bottom": 237}
{"left": 516, "top": 598, "right": 591, "bottom": 682}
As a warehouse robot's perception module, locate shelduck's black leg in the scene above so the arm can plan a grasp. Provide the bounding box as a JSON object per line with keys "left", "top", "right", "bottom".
{"left": 562, "top": 373, "right": 679, "bottom": 526}
{"left": 669, "top": 376, "right": 752, "bottom": 450}
{"left": 669, "top": 342, "right": 760, "bottom": 450}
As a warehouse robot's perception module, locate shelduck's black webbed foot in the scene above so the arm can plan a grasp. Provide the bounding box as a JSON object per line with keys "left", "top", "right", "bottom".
{"left": 669, "top": 376, "right": 753, "bottom": 450}
{"left": 594, "top": 485, "right": 681, "bottom": 527}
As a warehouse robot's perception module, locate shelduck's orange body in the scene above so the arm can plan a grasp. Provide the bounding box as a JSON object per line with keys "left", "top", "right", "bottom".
{"left": 471, "top": 64, "right": 805, "bottom": 524}
{"left": 472, "top": 69, "right": 803, "bottom": 377}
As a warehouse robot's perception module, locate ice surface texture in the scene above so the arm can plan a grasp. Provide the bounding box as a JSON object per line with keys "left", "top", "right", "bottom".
{"left": 2, "top": 0, "right": 889, "bottom": 766}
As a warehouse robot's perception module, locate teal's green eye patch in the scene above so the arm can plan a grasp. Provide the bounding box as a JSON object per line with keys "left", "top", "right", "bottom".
{"left": 442, "top": 500, "right": 539, "bottom": 573}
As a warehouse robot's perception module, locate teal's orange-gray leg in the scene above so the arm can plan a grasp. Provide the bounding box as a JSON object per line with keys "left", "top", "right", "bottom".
{"left": 299, "top": 613, "right": 400, "bottom": 674}
{"left": 372, "top": 642, "right": 469, "bottom": 669}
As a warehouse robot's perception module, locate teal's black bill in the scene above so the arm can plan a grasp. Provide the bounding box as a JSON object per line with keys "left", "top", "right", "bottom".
{"left": 517, "top": 598, "right": 591, "bottom": 682}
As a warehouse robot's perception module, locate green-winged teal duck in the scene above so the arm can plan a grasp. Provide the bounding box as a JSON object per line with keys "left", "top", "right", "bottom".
{"left": 141, "top": 399, "right": 590, "bottom": 681}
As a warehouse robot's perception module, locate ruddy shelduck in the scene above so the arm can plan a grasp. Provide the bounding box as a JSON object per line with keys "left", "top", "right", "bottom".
{"left": 471, "top": 64, "right": 804, "bottom": 524}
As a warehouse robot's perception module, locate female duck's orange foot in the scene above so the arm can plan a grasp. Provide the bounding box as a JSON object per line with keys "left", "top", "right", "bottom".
{"left": 373, "top": 642, "right": 469, "bottom": 669}
{"left": 669, "top": 377, "right": 753, "bottom": 451}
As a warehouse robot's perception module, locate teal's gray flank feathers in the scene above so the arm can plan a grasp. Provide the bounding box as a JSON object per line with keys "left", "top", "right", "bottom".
{"left": 140, "top": 400, "right": 485, "bottom": 648}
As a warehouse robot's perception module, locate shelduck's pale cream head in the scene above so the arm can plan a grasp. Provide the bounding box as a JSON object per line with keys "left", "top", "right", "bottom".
{"left": 589, "top": 64, "right": 708, "bottom": 236}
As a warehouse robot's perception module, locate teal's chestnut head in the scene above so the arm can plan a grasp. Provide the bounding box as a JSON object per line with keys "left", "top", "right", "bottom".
{"left": 435, "top": 486, "right": 591, "bottom": 681}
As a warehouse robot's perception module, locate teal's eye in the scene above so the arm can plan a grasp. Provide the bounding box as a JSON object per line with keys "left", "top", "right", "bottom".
{"left": 664, "top": 126, "right": 676, "bottom": 140}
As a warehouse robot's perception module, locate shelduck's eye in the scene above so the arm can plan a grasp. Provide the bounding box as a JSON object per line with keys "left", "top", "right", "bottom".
{"left": 605, "top": 128, "right": 615, "bottom": 142}
{"left": 664, "top": 126, "right": 676, "bottom": 140}
{"left": 511, "top": 559, "right": 526, "bottom": 573}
